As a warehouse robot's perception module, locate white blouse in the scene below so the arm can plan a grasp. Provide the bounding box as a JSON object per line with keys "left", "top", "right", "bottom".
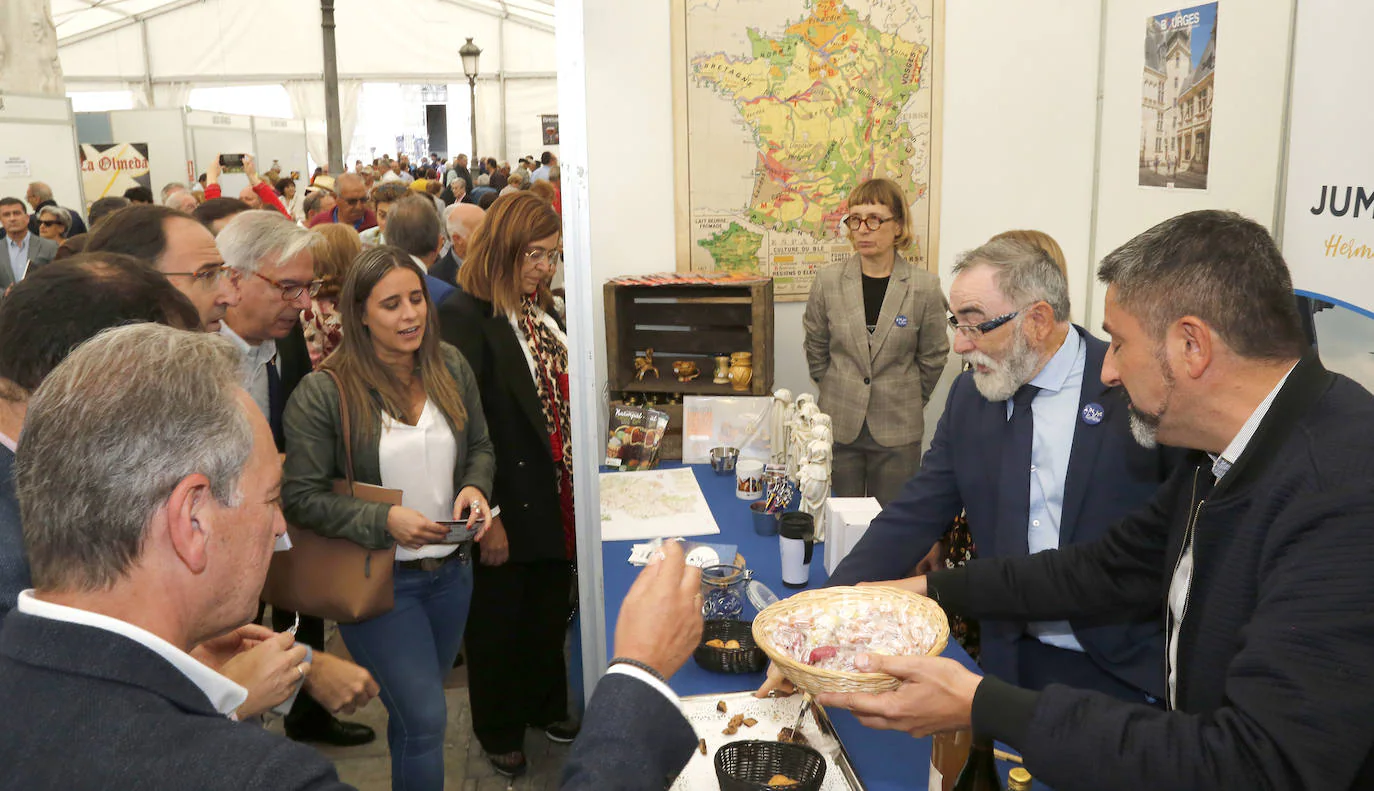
{"left": 378, "top": 399, "right": 459, "bottom": 560}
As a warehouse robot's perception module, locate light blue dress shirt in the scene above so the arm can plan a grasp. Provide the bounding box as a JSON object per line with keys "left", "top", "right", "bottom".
{"left": 1007, "top": 328, "right": 1086, "bottom": 652}
{"left": 6, "top": 233, "right": 31, "bottom": 284}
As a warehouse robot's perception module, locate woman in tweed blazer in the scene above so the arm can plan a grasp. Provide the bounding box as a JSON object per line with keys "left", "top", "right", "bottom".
{"left": 802, "top": 179, "right": 949, "bottom": 505}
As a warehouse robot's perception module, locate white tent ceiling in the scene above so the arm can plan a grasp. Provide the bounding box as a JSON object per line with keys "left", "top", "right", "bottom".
{"left": 52, "top": 0, "right": 558, "bottom": 161}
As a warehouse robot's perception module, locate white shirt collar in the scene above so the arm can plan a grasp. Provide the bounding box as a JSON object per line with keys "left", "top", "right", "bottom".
{"left": 218, "top": 322, "right": 277, "bottom": 369}
{"left": 1210, "top": 363, "right": 1298, "bottom": 480}
{"left": 16, "top": 590, "right": 248, "bottom": 717}
{"left": 409, "top": 254, "right": 430, "bottom": 275}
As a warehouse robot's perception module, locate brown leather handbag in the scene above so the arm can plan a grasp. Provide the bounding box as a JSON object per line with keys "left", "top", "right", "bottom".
{"left": 262, "top": 370, "right": 399, "bottom": 623}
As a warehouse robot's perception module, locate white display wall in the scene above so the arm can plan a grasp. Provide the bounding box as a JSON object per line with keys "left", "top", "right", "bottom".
{"left": 0, "top": 94, "right": 85, "bottom": 216}
{"left": 102, "top": 108, "right": 191, "bottom": 194}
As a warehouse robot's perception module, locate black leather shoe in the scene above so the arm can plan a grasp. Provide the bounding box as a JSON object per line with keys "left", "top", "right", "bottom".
{"left": 542, "top": 720, "right": 580, "bottom": 744}
{"left": 285, "top": 718, "right": 377, "bottom": 747}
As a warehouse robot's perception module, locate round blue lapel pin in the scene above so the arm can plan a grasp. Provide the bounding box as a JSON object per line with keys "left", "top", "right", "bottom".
{"left": 895, "top": 315, "right": 909, "bottom": 328}
{"left": 1081, "top": 402, "right": 1105, "bottom": 425}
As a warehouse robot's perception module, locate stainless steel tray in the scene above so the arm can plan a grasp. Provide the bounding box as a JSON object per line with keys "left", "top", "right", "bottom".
{"left": 672, "top": 689, "right": 865, "bottom": 790}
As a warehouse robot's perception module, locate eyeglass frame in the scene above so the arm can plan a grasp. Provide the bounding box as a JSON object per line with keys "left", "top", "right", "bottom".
{"left": 522, "top": 247, "right": 561, "bottom": 268}
{"left": 948, "top": 309, "right": 1024, "bottom": 340}
{"left": 252, "top": 270, "right": 324, "bottom": 301}
{"left": 841, "top": 214, "right": 895, "bottom": 232}
{"left": 163, "top": 264, "right": 237, "bottom": 287}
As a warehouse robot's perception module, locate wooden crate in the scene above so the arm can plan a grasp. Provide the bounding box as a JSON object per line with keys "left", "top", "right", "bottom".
{"left": 604, "top": 279, "right": 774, "bottom": 397}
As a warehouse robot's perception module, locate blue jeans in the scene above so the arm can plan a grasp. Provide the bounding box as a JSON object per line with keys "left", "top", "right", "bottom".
{"left": 339, "top": 556, "right": 473, "bottom": 791}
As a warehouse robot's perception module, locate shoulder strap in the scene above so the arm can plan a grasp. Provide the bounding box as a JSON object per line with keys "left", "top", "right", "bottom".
{"left": 321, "top": 369, "right": 357, "bottom": 493}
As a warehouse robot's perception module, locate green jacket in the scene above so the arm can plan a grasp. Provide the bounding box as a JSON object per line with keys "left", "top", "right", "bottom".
{"left": 281, "top": 343, "right": 496, "bottom": 549}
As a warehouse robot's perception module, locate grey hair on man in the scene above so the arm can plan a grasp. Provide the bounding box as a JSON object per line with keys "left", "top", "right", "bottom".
{"left": 952, "top": 237, "right": 1072, "bottom": 322}
{"left": 217, "top": 210, "right": 315, "bottom": 277}
{"left": 161, "top": 182, "right": 189, "bottom": 201}
{"left": 14, "top": 324, "right": 252, "bottom": 592}
{"left": 1097, "top": 210, "right": 1306, "bottom": 361}
{"left": 27, "top": 182, "right": 53, "bottom": 203}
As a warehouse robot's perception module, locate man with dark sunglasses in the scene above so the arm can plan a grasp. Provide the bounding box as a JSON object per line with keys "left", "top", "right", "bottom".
{"left": 307, "top": 173, "right": 377, "bottom": 232}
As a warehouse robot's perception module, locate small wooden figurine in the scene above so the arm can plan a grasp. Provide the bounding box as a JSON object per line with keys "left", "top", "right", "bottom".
{"left": 634, "top": 348, "right": 660, "bottom": 381}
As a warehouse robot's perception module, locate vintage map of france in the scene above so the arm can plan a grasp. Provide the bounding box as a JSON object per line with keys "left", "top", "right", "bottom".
{"left": 683, "top": 0, "right": 938, "bottom": 300}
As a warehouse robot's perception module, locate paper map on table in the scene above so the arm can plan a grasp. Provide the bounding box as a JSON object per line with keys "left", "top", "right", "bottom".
{"left": 599, "top": 467, "right": 721, "bottom": 541}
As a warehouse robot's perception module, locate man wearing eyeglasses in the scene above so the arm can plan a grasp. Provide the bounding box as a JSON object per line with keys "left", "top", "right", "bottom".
{"left": 216, "top": 210, "right": 379, "bottom": 748}
{"left": 86, "top": 204, "right": 240, "bottom": 332}
{"left": 307, "top": 173, "right": 377, "bottom": 232}
{"left": 764, "top": 235, "right": 1177, "bottom": 705}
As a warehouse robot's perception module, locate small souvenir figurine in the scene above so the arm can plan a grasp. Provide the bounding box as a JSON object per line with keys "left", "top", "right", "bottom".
{"left": 770, "top": 388, "right": 795, "bottom": 468}
{"left": 634, "top": 348, "right": 660, "bottom": 381}
{"left": 798, "top": 439, "right": 833, "bottom": 539}
{"left": 671, "top": 360, "right": 700, "bottom": 382}
{"left": 713, "top": 355, "right": 731, "bottom": 384}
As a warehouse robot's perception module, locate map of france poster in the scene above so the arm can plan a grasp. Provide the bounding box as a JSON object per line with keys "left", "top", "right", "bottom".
{"left": 675, "top": 0, "right": 941, "bottom": 301}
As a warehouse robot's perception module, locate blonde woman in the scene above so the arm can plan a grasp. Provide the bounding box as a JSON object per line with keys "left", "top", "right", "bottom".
{"left": 302, "top": 223, "right": 361, "bottom": 367}
{"left": 802, "top": 178, "right": 950, "bottom": 505}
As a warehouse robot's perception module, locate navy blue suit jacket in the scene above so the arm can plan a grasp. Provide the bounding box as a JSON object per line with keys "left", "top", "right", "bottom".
{"left": 0, "top": 446, "right": 24, "bottom": 630}
{"left": 0, "top": 612, "right": 349, "bottom": 790}
{"left": 560, "top": 672, "right": 697, "bottom": 790}
{"left": 829, "top": 326, "right": 1175, "bottom": 697}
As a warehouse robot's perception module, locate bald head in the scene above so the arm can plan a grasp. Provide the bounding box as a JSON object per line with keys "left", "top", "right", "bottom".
{"left": 445, "top": 203, "right": 485, "bottom": 259}
{"left": 238, "top": 185, "right": 262, "bottom": 210}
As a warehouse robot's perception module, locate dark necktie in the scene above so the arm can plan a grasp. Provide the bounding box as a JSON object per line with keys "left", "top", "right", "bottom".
{"left": 997, "top": 384, "right": 1040, "bottom": 557}
{"left": 266, "top": 356, "right": 285, "bottom": 452}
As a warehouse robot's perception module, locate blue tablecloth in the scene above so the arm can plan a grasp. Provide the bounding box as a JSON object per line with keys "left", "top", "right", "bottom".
{"left": 600, "top": 463, "right": 1047, "bottom": 790}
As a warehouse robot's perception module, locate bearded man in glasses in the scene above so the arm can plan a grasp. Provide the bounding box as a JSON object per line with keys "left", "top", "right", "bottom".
{"left": 307, "top": 173, "right": 378, "bottom": 232}
{"left": 766, "top": 234, "right": 1180, "bottom": 704}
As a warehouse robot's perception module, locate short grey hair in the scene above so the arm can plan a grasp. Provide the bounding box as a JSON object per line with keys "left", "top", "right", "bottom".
{"left": 161, "top": 182, "right": 188, "bottom": 200}
{"left": 15, "top": 324, "right": 253, "bottom": 592}
{"left": 36, "top": 205, "right": 70, "bottom": 230}
{"left": 445, "top": 203, "right": 479, "bottom": 237}
{"left": 952, "top": 238, "right": 1071, "bottom": 321}
{"left": 217, "top": 210, "right": 314, "bottom": 276}
{"left": 1097, "top": 210, "right": 1306, "bottom": 359}
{"left": 27, "top": 182, "right": 53, "bottom": 202}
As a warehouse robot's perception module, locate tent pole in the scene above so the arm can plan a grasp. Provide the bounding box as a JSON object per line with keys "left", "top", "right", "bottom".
{"left": 321, "top": 0, "right": 344, "bottom": 174}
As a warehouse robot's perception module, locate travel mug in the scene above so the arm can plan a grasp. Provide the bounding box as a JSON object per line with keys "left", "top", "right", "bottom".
{"left": 779, "top": 512, "right": 814, "bottom": 588}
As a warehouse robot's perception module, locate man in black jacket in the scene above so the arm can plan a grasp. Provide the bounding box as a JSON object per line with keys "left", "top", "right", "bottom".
{"left": 817, "top": 210, "right": 1374, "bottom": 790}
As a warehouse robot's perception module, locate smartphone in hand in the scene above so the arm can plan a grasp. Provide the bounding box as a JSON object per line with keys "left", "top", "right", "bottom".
{"left": 219, "top": 153, "right": 246, "bottom": 173}
{"left": 436, "top": 505, "right": 500, "bottom": 544}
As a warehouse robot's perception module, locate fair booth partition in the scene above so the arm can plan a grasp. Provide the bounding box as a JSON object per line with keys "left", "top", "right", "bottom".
{"left": 74, "top": 108, "right": 307, "bottom": 202}
{"left": 0, "top": 94, "right": 85, "bottom": 217}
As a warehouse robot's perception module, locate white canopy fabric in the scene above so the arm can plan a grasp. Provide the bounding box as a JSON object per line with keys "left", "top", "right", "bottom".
{"left": 53, "top": 0, "right": 558, "bottom": 161}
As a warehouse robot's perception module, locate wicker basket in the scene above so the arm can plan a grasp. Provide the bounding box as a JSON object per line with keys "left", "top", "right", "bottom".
{"left": 714, "top": 740, "right": 826, "bottom": 791}
{"left": 751, "top": 586, "right": 949, "bottom": 694}
{"left": 693, "top": 619, "right": 768, "bottom": 674}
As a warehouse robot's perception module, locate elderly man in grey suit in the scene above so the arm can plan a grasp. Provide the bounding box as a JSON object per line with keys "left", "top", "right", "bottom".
{"left": 0, "top": 197, "right": 57, "bottom": 290}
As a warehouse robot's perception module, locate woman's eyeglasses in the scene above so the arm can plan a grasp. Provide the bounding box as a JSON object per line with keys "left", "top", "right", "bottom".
{"left": 523, "top": 248, "right": 561, "bottom": 268}
{"left": 841, "top": 215, "right": 894, "bottom": 232}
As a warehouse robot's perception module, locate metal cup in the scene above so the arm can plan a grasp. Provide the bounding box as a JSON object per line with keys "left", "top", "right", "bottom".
{"left": 709, "top": 446, "right": 740, "bottom": 475}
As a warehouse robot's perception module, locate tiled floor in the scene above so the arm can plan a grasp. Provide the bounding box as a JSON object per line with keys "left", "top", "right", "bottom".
{"left": 269, "top": 624, "right": 571, "bottom": 790}
{"left": 271, "top": 669, "right": 571, "bottom": 791}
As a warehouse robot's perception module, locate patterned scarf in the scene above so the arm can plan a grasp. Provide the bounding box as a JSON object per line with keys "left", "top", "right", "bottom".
{"left": 520, "top": 295, "right": 576, "bottom": 559}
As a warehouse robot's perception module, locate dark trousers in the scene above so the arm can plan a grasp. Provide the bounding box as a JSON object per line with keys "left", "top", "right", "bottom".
{"left": 270, "top": 608, "right": 334, "bottom": 728}
{"left": 465, "top": 555, "right": 573, "bottom": 754}
{"left": 1016, "top": 636, "right": 1161, "bottom": 707}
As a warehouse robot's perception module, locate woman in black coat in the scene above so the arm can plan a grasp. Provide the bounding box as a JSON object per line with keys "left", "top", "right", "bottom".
{"left": 438, "top": 192, "right": 574, "bottom": 778}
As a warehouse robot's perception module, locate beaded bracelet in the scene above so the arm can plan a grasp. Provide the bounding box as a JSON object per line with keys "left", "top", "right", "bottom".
{"left": 608, "top": 656, "right": 667, "bottom": 684}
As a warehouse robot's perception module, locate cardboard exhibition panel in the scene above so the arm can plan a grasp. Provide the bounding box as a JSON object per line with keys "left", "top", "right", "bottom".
{"left": 0, "top": 94, "right": 85, "bottom": 216}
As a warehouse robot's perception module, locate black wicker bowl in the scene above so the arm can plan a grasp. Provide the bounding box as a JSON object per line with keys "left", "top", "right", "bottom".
{"left": 714, "top": 740, "right": 827, "bottom": 791}
{"left": 693, "top": 619, "right": 768, "bottom": 674}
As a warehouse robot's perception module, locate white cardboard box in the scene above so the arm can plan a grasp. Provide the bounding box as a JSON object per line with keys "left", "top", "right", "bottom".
{"left": 824, "top": 496, "right": 883, "bottom": 576}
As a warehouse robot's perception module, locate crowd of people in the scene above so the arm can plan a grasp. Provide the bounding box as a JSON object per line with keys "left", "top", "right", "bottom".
{"left": 2, "top": 156, "right": 1374, "bottom": 791}
{"left": 0, "top": 147, "right": 706, "bottom": 791}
